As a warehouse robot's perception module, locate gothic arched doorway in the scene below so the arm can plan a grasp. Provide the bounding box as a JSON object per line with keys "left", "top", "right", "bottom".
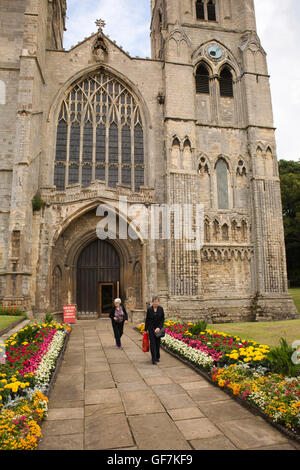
{"left": 76, "top": 239, "right": 120, "bottom": 316}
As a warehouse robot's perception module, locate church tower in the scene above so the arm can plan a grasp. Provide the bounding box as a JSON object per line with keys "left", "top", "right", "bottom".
{"left": 150, "top": 0, "right": 297, "bottom": 319}
{"left": 0, "top": 1, "right": 67, "bottom": 313}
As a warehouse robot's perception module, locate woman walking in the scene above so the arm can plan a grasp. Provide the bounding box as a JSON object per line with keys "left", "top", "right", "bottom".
{"left": 110, "top": 298, "right": 128, "bottom": 349}
{"left": 145, "top": 296, "right": 165, "bottom": 364}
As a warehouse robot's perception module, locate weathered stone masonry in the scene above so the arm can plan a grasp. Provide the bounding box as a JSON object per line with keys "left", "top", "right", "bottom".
{"left": 0, "top": 0, "right": 298, "bottom": 322}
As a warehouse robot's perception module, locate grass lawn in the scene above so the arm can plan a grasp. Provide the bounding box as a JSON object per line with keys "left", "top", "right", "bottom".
{"left": 207, "top": 319, "right": 300, "bottom": 347}
{"left": 206, "top": 289, "right": 300, "bottom": 347}
{"left": 289, "top": 288, "right": 300, "bottom": 314}
{"left": 0, "top": 315, "right": 25, "bottom": 333}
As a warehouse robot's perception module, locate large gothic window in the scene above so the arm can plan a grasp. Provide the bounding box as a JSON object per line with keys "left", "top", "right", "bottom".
{"left": 54, "top": 71, "right": 145, "bottom": 192}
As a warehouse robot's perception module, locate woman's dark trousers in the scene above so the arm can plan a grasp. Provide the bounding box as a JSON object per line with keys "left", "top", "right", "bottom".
{"left": 148, "top": 329, "right": 161, "bottom": 362}
{"left": 112, "top": 320, "right": 124, "bottom": 347}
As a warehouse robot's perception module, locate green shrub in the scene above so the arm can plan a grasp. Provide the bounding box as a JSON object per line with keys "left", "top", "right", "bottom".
{"left": 0, "top": 305, "right": 24, "bottom": 316}
{"left": 44, "top": 313, "right": 54, "bottom": 323}
{"left": 188, "top": 319, "right": 208, "bottom": 336}
{"left": 265, "top": 337, "right": 300, "bottom": 377}
{"left": 32, "top": 192, "right": 46, "bottom": 211}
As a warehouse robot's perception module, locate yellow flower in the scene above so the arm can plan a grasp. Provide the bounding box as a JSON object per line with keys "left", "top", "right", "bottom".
{"left": 230, "top": 353, "right": 239, "bottom": 360}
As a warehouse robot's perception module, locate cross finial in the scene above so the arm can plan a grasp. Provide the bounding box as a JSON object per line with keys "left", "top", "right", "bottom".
{"left": 95, "top": 19, "right": 106, "bottom": 33}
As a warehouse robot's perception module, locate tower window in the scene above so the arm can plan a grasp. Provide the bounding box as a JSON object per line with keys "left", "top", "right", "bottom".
{"left": 196, "top": 1, "right": 205, "bottom": 20}
{"left": 216, "top": 158, "right": 229, "bottom": 210}
{"left": 207, "top": 1, "right": 216, "bottom": 21}
{"left": 196, "top": 0, "right": 217, "bottom": 21}
{"left": 219, "top": 67, "right": 234, "bottom": 97}
{"left": 196, "top": 63, "right": 210, "bottom": 94}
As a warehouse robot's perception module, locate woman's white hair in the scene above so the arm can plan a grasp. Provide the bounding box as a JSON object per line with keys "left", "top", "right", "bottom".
{"left": 114, "top": 298, "right": 122, "bottom": 304}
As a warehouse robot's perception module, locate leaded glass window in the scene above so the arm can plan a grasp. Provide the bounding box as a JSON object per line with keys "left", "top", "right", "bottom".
{"left": 68, "top": 164, "right": 79, "bottom": 185}
{"left": 82, "top": 165, "right": 92, "bottom": 187}
{"left": 54, "top": 163, "right": 66, "bottom": 191}
{"left": 54, "top": 71, "right": 145, "bottom": 192}
{"left": 95, "top": 165, "right": 105, "bottom": 181}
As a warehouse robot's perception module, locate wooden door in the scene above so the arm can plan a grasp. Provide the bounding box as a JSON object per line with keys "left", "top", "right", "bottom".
{"left": 77, "top": 240, "right": 120, "bottom": 316}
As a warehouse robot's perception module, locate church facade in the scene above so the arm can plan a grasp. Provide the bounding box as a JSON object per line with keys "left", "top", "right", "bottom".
{"left": 0, "top": 0, "right": 298, "bottom": 322}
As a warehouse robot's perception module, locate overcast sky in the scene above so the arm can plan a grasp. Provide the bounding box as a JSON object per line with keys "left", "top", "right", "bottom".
{"left": 64, "top": 0, "right": 300, "bottom": 162}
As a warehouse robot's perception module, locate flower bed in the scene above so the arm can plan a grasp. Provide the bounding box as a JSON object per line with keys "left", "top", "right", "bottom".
{"left": 136, "top": 321, "right": 300, "bottom": 439}
{"left": 212, "top": 365, "right": 300, "bottom": 432}
{"left": 0, "top": 320, "right": 70, "bottom": 450}
{"left": 0, "top": 391, "right": 48, "bottom": 450}
{"left": 163, "top": 320, "right": 271, "bottom": 367}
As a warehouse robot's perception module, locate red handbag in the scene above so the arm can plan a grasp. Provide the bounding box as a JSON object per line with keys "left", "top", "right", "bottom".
{"left": 143, "top": 331, "right": 149, "bottom": 352}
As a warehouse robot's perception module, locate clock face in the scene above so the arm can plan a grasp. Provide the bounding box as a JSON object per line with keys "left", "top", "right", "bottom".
{"left": 207, "top": 44, "right": 223, "bottom": 60}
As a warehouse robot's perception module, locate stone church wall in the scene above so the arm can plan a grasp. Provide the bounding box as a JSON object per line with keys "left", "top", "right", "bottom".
{"left": 0, "top": 0, "right": 298, "bottom": 321}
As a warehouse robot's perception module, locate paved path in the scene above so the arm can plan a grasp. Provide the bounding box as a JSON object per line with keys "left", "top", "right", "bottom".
{"left": 38, "top": 320, "right": 300, "bottom": 450}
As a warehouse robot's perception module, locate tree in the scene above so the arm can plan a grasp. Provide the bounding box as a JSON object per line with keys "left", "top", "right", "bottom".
{"left": 278, "top": 160, "right": 300, "bottom": 286}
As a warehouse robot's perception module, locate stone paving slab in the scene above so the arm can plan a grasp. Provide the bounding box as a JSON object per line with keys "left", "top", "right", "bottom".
{"left": 128, "top": 413, "right": 192, "bottom": 450}
{"left": 85, "top": 388, "right": 121, "bottom": 406}
{"left": 85, "top": 403, "right": 124, "bottom": 417}
{"left": 158, "top": 393, "right": 197, "bottom": 410}
{"left": 174, "top": 417, "right": 222, "bottom": 441}
{"left": 197, "top": 399, "right": 254, "bottom": 423}
{"left": 168, "top": 407, "right": 204, "bottom": 421}
{"left": 121, "top": 389, "right": 165, "bottom": 415}
{"left": 48, "top": 400, "right": 85, "bottom": 410}
{"left": 41, "top": 419, "right": 84, "bottom": 436}
{"left": 190, "top": 435, "right": 238, "bottom": 450}
{"left": 116, "top": 381, "right": 149, "bottom": 392}
{"left": 38, "top": 320, "right": 300, "bottom": 450}
{"left": 187, "top": 387, "right": 232, "bottom": 403}
{"left": 85, "top": 413, "right": 134, "bottom": 450}
{"left": 217, "top": 416, "right": 292, "bottom": 450}
{"left": 151, "top": 383, "right": 185, "bottom": 397}
{"left": 144, "top": 376, "right": 174, "bottom": 386}
{"left": 39, "top": 433, "right": 84, "bottom": 450}
{"left": 110, "top": 363, "right": 143, "bottom": 383}
{"left": 85, "top": 371, "right": 115, "bottom": 390}
{"left": 47, "top": 407, "right": 84, "bottom": 421}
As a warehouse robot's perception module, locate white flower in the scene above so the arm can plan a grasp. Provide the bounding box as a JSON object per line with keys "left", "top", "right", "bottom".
{"left": 34, "top": 331, "right": 65, "bottom": 385}
{"left": 161, "top": 334, "right": 214, "bottom": 370}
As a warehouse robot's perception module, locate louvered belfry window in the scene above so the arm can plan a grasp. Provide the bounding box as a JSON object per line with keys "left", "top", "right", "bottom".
{"left": 196, "top": 0, "right": 205, "bottom": 19}
{"left": 54, "top": 71, "right": 145, "bottom": 192}
{"left": 207, "top": 0, "right": 216, "bottom": 21}
{"left": 196, "top": 0, "right": 216, "bottom": 21}
{"left": 196, "top": 64, "right": 210, "bottom": 94}
{"left": 219, "top": 67, "right": 234, "bottom": 97}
